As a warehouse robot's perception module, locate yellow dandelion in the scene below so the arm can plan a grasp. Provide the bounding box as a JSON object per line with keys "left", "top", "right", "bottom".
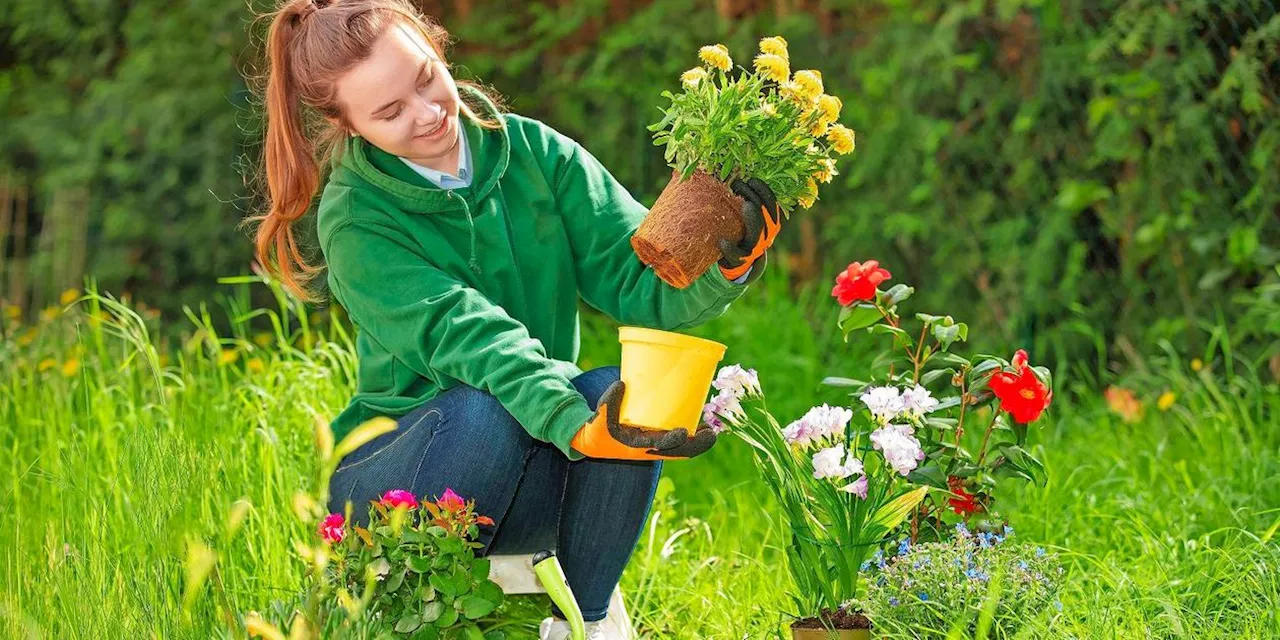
{"left": 218, "top": 349, "right": 239, "bottom": 366}
{"left": 810, "top": 119, "right": 830, "bottom": 138}
{"left": 59, "top": 288, "right": 79, "bottom": 306}
{"left": 698, "top": 44, "right": 732, "bottom": 72}
{"left": 793, "top": 70, "right": 823, "bottom": 100}
{"left": 814, "top": 158, "right": 838, "bottom": 184}
{"left": 1190, "top": 358, "right": 1203, "bottom": 372}
{"left": 827, "top": 124, "right": 856, "bottom": 154}
{"left": 253, "top": 332, "right": 274, "bottom": 347}
{"left": 247, "top": 358, "right": 265, "bottom": 373}
{"left": 753, "top": 53, "right": 789, "bottom": 83}
{"left": 680, "top": 67, "right": 708, "bottom": 90}
{"left": 40, "top": 306, "right": 60, "bottom": 323}
{"left": 38, "top": 358, "right": 57, "bottom": 372}
{"left": 18, "top": 329, "right": 37, "bottom": 347}
{"left": 61, "top": 358, "right": 80, "bottom": 378}
{"left": 817, "top": 94, "right": 842, "bottom": 123}
{"left": 759, "top": 36, "right": 789, "bottom": 60}
{"left": 3, "top": 305, "right": 19, "bottom": 321}
{"left": 1157, "top": 391, "right": 1176, "bottom": 411}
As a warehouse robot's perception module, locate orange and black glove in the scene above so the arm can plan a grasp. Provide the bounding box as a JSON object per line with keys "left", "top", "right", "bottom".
{"left": 718, "top": 177, "right": 781, "bottom": 281}
{"left": 570, "top": 380, "right": 717, "bottom": 461}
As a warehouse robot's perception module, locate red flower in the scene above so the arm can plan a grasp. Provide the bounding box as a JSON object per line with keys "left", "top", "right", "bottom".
{"left": 988, "top": 349, "right": 1052, "bottom": 424}
{"left": 318, "top": 513, "right": 345, "bottom": 544}
{"left": 379, "top": 489, "right": 418, "bottom": 510}
{"left": 831, "top": 260, "right": 892, "bottom": 306}
{"left": 947, "top": 476, "right": 981, "bottom": 515}
{"left": 437, "top": 487, "right": 466, "bottom": 511}
{"left": 475, "top": 515, "right": 495, "bottom": 527}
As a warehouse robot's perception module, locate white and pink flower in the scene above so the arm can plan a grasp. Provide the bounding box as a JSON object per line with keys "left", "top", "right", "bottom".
{"left": 870, "top": 424, "right": 925, "bottom": 476}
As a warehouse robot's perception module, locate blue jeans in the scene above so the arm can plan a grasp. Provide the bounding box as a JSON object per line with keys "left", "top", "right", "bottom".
{"left": 326, "top": 366, "right": 662, "bottom": 622}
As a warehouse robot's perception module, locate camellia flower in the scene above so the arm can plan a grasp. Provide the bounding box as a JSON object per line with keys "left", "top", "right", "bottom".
{"left": 832, "top": 260, "right": 892, "bottom": 305}
{"left": 759, "top": 36, "right": 788, "bottom": 59}
{"left": 792, "top": 70, "right": 824, "bottom": 100}
{"left": 379, "top": 489, "right": 418, "bottom": 510}
{"left": 753, "top": 53, "right": 789, "bottom": 83}
{"left": 827, "top": 124, "right": 856, "bottom": 154}
{"left": 946, "top": 476, "right": 981, "bottom": 515}
{"left": 318, "top": 513, "right": 345, "bottom": 544}
{"left": 698, "top": 44, "right": 732, "bottom": 72}
{"left": 899, "top": 384, "right": 939, "bottom": 419}
{"left": 811, "top": 444, "right": 864, "bottom": 480}
{"left": 840, "top": 475, "right": 869, "bottom": 499}
{"left": 437, "top": 487, "right": 466, "bottom": 512}
{"left": 989, "top": 349, "right": 1052, "bottom": 424}
{"left": 860, "top": 386, "right": 904, "bottom": 424}
{"left": 680, "top": 67, "right": 708, "bottom": 90}
{"left": 870, "top": 425, "right": 925, "bottom": 476}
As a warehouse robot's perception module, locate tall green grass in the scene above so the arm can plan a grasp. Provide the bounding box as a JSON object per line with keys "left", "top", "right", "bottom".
{"left": 1, "top": 273, "right": 1277, "bottom": 638}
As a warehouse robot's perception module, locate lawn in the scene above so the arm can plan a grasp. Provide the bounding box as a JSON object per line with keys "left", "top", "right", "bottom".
{"left": 1, "top": 274, "right": 1277, "bottom": 639}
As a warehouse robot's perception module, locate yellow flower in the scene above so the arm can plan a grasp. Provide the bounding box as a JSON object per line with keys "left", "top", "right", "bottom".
{"left": 814, "top": 158, "right": 838, "bottom": 184}
{"left": 798, "top": 177, "right": 819, "bottom": 209}
{"left": 779, "top": 81, "right": 815, "bottom": 108}
{"left": 61, "top": 358, "right": 80, "bottom": 378}
{"left": 817, "top": 94, "right": 842, "bottom": 123}
{"left": 247, "top": 358, "right": 265, "bottom": 373}
{"left": 218, "top": 349, "right": 239, "bottom": 366}
{"left": 753, "top": 53, "right": 789, "bottom": 83}
{"left": 1104, "top": 386, "right": 1144, "bottom": 423}
{"left": 680, "top": 67, "right": 708, "bottom": 90}
{"left": 253, "top": 332, "right": 274, "bottom": 347}
{"left": 40, "top": 306, "right": 60, "bottom": 323}
{"left": 3, "top": 305, "right": 19, "bottom": 321}
{"left": 761, "top": 100, "right": 778, "bottom": 117}
{"left": 810, "top": 119, "right": 830, "bottom": 137}
{"left": 1190, "top": 358, "right": 1203, "bottom": 372}
{"left": 59, "top": 288, "right": 79, "bottom": 306}
{"left": 18, "top": 329, "right": 37, "bottom": 347}
{"left": 792, "top": 70, "right": 824, "bottom": 100}
{"left": 1157, "top": 391, "right": 1176, "bottom": 411}
{"left": 759, "top": 36, "right": 789, "bottom": 60}
{"left": 827, "top": 124, "right": 856, "bottom": 154}
{"left": 38, "top": 358, "right": 57, "bottom": 372}
{"left": 698, "top": 44, "right": 732, "bottom": 72}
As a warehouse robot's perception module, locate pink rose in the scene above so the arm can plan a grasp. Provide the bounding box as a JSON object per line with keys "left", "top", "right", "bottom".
{"left": 319, "top": 513, "right": 345, "bottom": 544}
{"left": 379, "top": 489, "right": 418, "bottom": 510}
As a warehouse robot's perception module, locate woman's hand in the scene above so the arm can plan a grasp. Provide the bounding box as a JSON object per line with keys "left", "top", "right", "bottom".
{"left": 718, "top": 177, "right": 781, "bottom": 281}
{"left": 570, "top": 380, "right": 717, "bottom": 461}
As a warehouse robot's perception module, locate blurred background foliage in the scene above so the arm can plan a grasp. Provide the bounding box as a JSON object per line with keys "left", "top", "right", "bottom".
{"left": 1, "top": 0, "right": 1277, "bottom": 373}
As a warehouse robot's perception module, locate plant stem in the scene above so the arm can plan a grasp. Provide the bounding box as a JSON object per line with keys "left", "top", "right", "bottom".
{"left": 911, "top": 323, "right": 928, "bottom": 383}
{"left": 954, "top": 374, "right": 970, "bottom": 448}
{"left": 976, "top": 410, "right": 1001, "bottom": 466}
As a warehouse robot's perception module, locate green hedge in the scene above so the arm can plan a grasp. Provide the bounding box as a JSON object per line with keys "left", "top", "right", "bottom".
{"left": 3, "top": 0, "right": 1277, "bottom": 366}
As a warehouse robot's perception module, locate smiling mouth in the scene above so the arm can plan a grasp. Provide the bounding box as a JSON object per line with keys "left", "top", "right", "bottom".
{"left": 418, "top": 115, "right": 447, "bottom": 139}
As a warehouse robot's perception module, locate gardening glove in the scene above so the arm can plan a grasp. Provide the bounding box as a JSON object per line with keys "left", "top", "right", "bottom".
{"left": 718, "top": 176, "right": 781, "bottom": 281}
{"left": 570, "top": 380, "right": 718, "bottom": 461}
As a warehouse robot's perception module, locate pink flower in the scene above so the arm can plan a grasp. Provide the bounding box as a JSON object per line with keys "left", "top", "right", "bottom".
{"left": 379, "top": 489, "right": 418, "bottom": 510}
{"left": 318, "top": 513, "right": 345, "bottom": 544}
{"left": 438, "top": 487, "right": 466, "bottom": 511}
{"left": 841, "top": 475, "right": 869, "bottom": 499}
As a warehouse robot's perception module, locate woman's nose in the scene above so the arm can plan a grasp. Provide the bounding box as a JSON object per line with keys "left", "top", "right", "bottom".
{"left": 414, "top": 99, "right": 444, "bottom": 128}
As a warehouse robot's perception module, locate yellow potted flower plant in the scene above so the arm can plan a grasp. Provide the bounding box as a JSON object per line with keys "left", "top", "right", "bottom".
{"left": 634, "top": 37, "right": 856, "bottom": 288}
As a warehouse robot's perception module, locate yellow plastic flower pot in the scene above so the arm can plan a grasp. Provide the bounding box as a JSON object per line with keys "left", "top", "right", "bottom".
{"left": 617, "top": 326, "right": 727, "bottom": 435}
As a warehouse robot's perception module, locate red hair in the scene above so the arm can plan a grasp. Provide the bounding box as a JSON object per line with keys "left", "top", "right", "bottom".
{"left": 244, "top": 0, "right": 505, "bottom": 302}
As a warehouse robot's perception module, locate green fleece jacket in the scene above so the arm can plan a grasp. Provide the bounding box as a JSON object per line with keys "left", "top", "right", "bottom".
{"left": 316, "top": 86, "right": 764, "bottom": 460}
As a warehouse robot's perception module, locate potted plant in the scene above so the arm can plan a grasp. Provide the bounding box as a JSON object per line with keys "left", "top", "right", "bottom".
{"left": 635, "top": 36, "right": 856, "bottom": 289}
{"left": 821, "top": 259, "right": 1055, "bottom": 543}
{"left": 702, "top": 366, "right": 928, "bottom": 639}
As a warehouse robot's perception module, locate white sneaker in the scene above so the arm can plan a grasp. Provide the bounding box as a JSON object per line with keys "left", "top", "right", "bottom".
{"left": 538, "top": 587, "right": 635, "bottom": 640}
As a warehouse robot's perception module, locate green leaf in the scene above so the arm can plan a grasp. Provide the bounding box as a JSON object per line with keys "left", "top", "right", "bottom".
{"left": 870, "top": 486, "right": 929, "bottom": 530}
{"left": 411, "top": 625, "right": 441, "bottom": 640}
{"left": 430, "top": 573, "right": 458, "bottom": 597}
{"left": 906, "top": 465, "right": 948, "bottom": 489}
{"left": 463, "top": 624, "right": 487, "bottom": 640}
{"left": 386, "top": 568, "right": 407, "bottom": 592}
{"left": 839, "top": 304, "right": 881, "bottom": 335}
{"left": 422, "top": 600, "right": 445, "bottom": 623}
{"left": 471, "top": 557, "right": 491, "bottom": 582}
{"left": 395, "top": 614, "right": 422, "bottom": 633}
{"left": 436, "top": 606, "right": 459, "bottom": 627}
{"left": 408, "top": 555, "right": 433, "bottom": 573}
{"left": 475, "top": 580, "right": 505, "bottom": 606}
{"left": 869, "top": 323, "right": 911, "bottom": 343}
{"left": 883, "top": 283, "right": 915, "bottom": 305}
{"left": 921, "top": 367, "right": 955, "bottom": 386}
{"left": 459, "top": 595, "right": 498, "bottom": 619}
{"left": 932, "top": 321, "right": 967, "bottom": 350}
{"left": 821, "top": 376, "right": 867, "bottom": 388}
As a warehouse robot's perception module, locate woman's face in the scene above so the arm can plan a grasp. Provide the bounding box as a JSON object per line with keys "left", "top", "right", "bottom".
{"left": 332, "top": 23, "right": 461, "bottom": 168}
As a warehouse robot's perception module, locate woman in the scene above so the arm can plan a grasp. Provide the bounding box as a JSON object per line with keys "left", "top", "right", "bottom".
{"left": 249, "top": 1, "right": 779, "bottom": 637}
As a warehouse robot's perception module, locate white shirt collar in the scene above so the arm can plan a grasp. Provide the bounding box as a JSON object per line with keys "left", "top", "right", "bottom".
{"left": 398, "top": 121, "right": 471, "bottom": 189}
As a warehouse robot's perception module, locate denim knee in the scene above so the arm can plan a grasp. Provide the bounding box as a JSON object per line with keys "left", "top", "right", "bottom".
{"left": 571, "top": 366, "right": 621, "bottom": 408}
{"left": 439, "top": 385, "right": 535, "bottom": 455}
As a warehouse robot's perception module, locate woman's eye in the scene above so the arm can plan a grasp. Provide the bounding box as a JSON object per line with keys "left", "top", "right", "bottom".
{"left": 384, "top": 108, "right": 402, "bottom": 121}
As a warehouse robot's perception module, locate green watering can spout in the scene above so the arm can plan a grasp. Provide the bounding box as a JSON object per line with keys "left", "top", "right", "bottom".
{"left": 532, "top": 550, "right": 586, "bottom": 640}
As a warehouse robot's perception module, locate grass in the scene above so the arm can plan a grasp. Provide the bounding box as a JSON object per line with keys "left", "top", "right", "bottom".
{"left": 1, "top": 272, "right": 1277, "bottom": 639}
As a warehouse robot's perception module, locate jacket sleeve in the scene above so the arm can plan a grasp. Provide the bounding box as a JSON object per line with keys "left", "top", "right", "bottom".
{"left": 324, "top": 220, "right": 596, "bottom": 461}
{"left": 543, "top": 125, "right": 765, "bottom": 330}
